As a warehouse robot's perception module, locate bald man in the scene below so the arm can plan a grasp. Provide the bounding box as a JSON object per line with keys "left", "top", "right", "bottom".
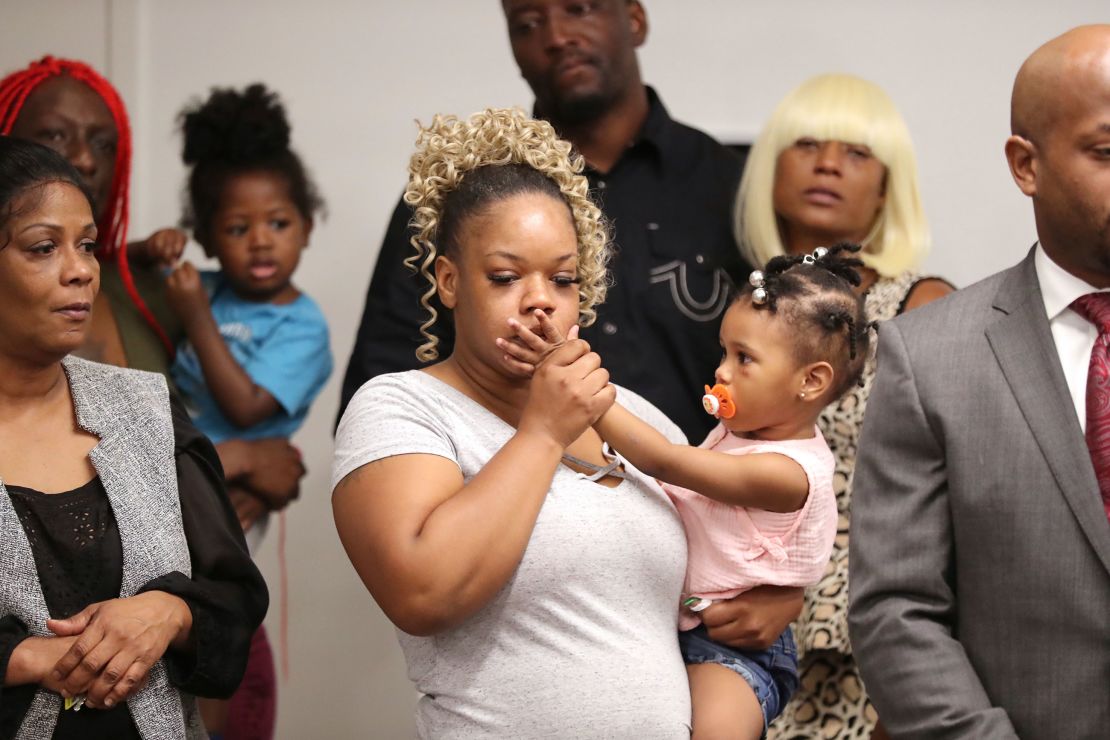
{"left": 847, "top": 25, "right": 1110, "bottom": 740}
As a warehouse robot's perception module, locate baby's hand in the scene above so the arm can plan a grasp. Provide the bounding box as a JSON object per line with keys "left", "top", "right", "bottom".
{"left": 165, "top": 261, "right": 211, "bottom": 327}
{"left": 495, "top": 309, "right": 579, "bottom": 376}
{"left": 134, "top": 228, "right": 188, "bottom": 267}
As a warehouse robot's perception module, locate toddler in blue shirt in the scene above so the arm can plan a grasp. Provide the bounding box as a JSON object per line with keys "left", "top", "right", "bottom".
{"left": 164, "top": 82, "right": 331, "bottom": 740}
{"left": 171, "top": 269, "right": 330, "bottom": 446}
{"left": 166, "top": 83, "right": 331, "bottom": 456}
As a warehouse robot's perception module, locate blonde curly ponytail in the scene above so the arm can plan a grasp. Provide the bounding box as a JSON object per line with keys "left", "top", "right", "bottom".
{"left": 402, "top": 107, "right": 611, "bottom": 362}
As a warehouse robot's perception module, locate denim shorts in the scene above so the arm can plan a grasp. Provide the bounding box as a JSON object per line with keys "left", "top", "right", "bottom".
{"left": 678, "top": 624, "right": 799, "bottom": 733}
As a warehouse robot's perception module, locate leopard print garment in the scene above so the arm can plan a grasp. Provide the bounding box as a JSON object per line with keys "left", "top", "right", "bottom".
{"left": 767, "top": 272, "right": 920, "bottom": 740}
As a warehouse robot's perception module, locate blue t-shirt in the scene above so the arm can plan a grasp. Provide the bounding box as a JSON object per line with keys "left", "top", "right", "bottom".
{"left": 171, "top": 271, "right": 332, "bottom": 444}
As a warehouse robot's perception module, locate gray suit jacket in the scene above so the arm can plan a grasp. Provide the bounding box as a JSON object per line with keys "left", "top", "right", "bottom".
{"left": 848, "top": 249, "right": 1110, "bottom": 739}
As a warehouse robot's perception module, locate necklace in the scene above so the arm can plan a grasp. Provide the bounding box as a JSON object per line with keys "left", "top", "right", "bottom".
{"left": 560, "top": 452, "right": 626, "bottom": 482}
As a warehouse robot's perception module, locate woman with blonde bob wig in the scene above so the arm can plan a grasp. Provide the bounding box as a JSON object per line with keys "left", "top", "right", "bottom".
{"left": 738, "top": 73, "right": 935, "bottom": 278}
{"left": 737, "top": 75, "right": 954, "bottom": 740}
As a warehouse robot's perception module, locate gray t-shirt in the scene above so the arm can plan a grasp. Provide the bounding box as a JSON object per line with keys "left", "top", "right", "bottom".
{"left": 333, "top": 370, "right": 691, "bottom": 738}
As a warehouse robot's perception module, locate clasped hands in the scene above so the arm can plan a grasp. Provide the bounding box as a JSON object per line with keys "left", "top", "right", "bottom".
{"left": 26, "top": 591, "right": 191, "bottom": 711}
{"left": 497, "top": 312, "right": 615, "bottom": 450}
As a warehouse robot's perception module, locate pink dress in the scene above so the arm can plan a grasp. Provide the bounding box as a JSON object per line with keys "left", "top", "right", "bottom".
{"left": 666, "top": 424, "right": 838, "bottom": 631}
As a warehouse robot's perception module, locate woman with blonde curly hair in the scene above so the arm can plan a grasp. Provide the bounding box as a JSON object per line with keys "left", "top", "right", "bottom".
{"left": 735, "top": 75, "right": 954, "bottom": 740}
{"left": 332, "top": 108, "right": 792, "bottom": 738}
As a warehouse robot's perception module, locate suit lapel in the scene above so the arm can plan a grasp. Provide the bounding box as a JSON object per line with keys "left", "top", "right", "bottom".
{"left": 986, "top": 250, "right": 1110, "bottom": 576}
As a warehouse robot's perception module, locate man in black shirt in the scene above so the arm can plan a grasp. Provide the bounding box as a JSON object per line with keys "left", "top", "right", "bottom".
{"left": 338, "top": 0, "right": 747, "bottom": 441}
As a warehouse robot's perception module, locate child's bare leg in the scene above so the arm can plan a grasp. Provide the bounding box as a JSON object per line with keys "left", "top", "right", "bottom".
{"left": 687, "top": 663, "right": 764, "bottom": 740}
{"left": 199, "top": 697, "right": 229, "bottom": 735}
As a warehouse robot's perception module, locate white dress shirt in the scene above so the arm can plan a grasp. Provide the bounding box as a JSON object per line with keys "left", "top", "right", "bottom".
{"left": 1034, "top": 244, "right": 1110, "bottom": 432}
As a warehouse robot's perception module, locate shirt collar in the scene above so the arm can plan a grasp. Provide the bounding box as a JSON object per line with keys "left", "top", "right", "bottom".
{"left": 532, "top": 85, "right": 677, "bottom": 173}
{"left": 1034, "top": 242, "right": 1108, "bottom": 321}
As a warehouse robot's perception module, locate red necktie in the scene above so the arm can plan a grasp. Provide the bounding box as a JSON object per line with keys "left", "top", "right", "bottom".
{"left": 1070, "top": 293, "right": 1110, "bottom": 523}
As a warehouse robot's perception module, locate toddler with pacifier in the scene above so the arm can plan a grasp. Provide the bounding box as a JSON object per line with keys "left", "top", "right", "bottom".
{"left": 502, "top": 244, "right": 873, "bottom": 739}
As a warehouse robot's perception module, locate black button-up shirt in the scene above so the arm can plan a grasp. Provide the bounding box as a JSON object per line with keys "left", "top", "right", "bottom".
{"left": 339, "top": 88, "right": 748, "bottom": 441}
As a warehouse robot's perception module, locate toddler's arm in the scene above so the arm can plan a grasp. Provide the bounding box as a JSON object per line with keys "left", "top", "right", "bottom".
{"left": 165, "top": 262, "right": 280, "bottom": 428}
{"left": 596, "top": 404, "right": 809, "bottom": 513}
{"left": 501, "top": 314, "right": 810, "bottom": 513}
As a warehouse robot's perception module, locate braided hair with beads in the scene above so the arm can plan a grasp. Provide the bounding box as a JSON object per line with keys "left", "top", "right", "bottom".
{"left": 741, "top": 242, "right": 878, "bottom": 396}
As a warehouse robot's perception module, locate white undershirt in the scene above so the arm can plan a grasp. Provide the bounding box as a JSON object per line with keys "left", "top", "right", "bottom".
{"left": 1034, "top": 244, "right": 1110, "bottom": 433}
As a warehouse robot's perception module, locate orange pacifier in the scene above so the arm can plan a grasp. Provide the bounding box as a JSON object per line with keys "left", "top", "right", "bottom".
{"left": 702, "top": 384, "right": 736, "bottom": 419}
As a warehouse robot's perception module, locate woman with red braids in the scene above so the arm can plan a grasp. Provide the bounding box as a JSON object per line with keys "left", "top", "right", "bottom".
{"left": 0, "top": 56, "right": 185, "bottom": 374}
{"left": 1, "top": 54, "right": 305, "bottom": 587}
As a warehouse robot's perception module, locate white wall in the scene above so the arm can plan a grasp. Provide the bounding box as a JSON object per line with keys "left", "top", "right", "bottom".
{"left": 0, "top": 1, "right": 110, "bottom": 74}
{"left": 3, "top": 2, "right": 1106, "bottom": 737}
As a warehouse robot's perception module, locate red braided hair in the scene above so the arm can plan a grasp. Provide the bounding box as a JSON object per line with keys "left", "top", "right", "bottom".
{"left": 0, "top": 56, "right": 174, "bottom": 357}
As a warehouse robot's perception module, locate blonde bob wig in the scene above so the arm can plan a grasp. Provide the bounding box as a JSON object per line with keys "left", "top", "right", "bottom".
{"left": 736, "top": 74, "right": 930, "bottom": 278}
{"left": 403, "top": 107, "right": 611, "bottom": 362}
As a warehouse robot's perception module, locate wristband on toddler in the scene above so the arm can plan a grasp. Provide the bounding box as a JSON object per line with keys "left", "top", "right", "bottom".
{"left": 683, "top": 596, "right": 714, "bottom": 613}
